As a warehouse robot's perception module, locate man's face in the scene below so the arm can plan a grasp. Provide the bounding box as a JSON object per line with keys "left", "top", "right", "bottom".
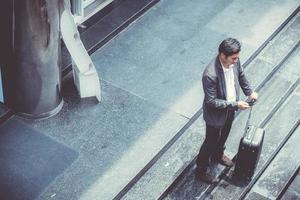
{"left": 220, "top": 52, "right": 240, "bottom": 67}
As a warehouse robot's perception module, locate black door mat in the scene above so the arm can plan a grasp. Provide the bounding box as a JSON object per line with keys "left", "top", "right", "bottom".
{"left": 0, "top": 118, "right": 78, "bottom": 200}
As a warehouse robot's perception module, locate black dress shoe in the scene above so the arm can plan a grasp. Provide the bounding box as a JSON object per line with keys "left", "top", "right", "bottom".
{"left": 218, "top": 154, "right": 234, "bottom": 167}
{"left": 195, "top": 170, "right": 219, "bottom": 184}
{"left": 212, "top": 154, "right": 234, "bottom": 167}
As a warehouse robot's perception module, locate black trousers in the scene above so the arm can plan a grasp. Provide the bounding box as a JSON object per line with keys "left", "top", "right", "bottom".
{"left": 196, "top": 110, "right": 235, "bottom": 172}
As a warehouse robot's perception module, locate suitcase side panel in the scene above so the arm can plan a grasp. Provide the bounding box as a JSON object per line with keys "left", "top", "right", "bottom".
{"left": 234, "top": 127, "right": 265, "bottom": 178}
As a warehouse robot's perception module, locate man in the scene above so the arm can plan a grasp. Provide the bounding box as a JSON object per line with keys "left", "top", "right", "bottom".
{"left": 196, "top": 38, "right": 258, "bottom": 183}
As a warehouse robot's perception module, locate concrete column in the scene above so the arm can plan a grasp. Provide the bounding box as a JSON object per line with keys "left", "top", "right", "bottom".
{"left": 2, "top": 0, "right": 63, "bottom": 119}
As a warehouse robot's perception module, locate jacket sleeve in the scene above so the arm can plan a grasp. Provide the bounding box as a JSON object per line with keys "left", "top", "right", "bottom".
{"left": 237, "top": 61, "right": 253, "bottom": 96}
{"left": 202, "top": 74, "right": 238, "bottom": 110}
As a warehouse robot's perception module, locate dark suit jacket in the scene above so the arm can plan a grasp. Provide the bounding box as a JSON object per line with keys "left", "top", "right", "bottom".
{"left": 202, "top": 56, "right": 252, "bottom": 128}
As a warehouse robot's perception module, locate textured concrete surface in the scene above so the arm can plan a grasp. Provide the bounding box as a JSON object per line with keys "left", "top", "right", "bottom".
{"left": 281, "top": 173, "right": 300, "bottom": 200}
{"left": 92, "top": 0, "right": 300, "bottom": 118}
{"left": 205, "top": 0, "right": 299, "bottom": 61}
{"left": 122, "top": 118, "right": 207, "bottom": 200}
{"left": 246, "top": 192, "right": 271, "bottom": 200}
{"left": 24, "top": 75, "right": 187, "bottom": 200}
{"left": 0, "top": 118, "right": 78, "bottom": 200}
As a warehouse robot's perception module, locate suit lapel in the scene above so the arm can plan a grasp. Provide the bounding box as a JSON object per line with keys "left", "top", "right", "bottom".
{"left": 233, "top": 62, "right": 240, "bottom": 99}
{"left": 215, "top": 57, "right": 227, "bottom": 99}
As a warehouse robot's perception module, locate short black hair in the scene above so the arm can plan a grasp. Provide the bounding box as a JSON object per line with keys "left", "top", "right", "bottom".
{"left": 218, "top": 38, "right": 241, "bottom": 57}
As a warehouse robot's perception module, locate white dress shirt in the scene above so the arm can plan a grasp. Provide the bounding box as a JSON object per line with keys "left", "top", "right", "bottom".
{"left": 221, "top": 63, "right": 236, "bottom": 102}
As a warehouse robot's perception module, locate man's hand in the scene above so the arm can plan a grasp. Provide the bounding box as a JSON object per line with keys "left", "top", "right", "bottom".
{"left": 237, "top": 101, "right": 250, "bottom": 110}
{"left": 249, "top": 92, "right": 258, "bottom": 100}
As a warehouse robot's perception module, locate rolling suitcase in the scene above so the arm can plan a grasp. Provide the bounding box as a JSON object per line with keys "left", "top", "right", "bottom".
{"left": 234, "top": 105, "right": 265, "bottom": 180}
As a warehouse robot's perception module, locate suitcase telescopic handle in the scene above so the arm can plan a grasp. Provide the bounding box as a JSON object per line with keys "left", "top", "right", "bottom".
{"left": 243, "top": 99, "right": 257, "bottom": 138}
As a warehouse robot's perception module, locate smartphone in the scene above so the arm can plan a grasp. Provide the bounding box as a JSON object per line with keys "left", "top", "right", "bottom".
{"left": 246, "top": 99, "right": 256, "bottom": 106}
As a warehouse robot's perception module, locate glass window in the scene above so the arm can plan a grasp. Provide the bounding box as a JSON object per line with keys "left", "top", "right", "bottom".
{"left": 71, "top": 0, "right": 113, "bottom": 24}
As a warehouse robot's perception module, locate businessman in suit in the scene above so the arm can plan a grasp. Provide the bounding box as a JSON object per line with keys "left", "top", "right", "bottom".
{"left": 196, "top": 38, "right": 258, "bottom": 183}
